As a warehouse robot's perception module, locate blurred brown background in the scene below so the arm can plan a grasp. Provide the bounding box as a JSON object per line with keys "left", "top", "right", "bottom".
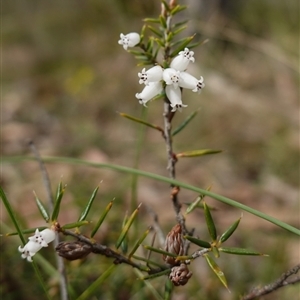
{"left": 1, "top": 1, "right": 299, "bottom": 299}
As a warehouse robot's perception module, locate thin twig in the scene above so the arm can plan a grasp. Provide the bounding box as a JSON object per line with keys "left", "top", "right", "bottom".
{"left": 163, "top": 99, "right": 188, "bottom": 236}
{"left": 60, "top": 229, "right": 168, "bottom": 275}
{"left": 241, "top": 264, "right": 300, "bottom": 300}
{"left": 29, "top": 140, "right": 69, "bottom": 300}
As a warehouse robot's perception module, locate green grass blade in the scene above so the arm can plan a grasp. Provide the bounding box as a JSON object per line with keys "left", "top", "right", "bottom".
{"left": 0, "top": 188, "right": 52, "bottom": 299}
{"left": 0, "top": 186, "right": 26, "bottom": 244}
{"left": 78, "top": 186, "right": 99, "bottom": 221}
{"left": 134, "top": 269, "right": 165, "bottom": 300}
{"left": 164, "top": 278, "right": 173, "bottom": 300}
{"left": 76, "top": 264, "right": 116, "bottom": 300}
{"left": 4, "top": 156, "right": 300, "bottom": 236}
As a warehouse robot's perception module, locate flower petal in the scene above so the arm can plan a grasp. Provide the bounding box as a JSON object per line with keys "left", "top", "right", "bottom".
{"left": 170, "top": 48, "right": 195, "bottom": 71}
{"left": 165, "top": 85, "right": 187, "bottom": 112}
{"left": 135, "top": 82, "right": 163, "bottom": 106}
{"left": 138, "top": 65, "right": 163, "bottom": 85}
{"left": 179, "top": 72, "right": 205, "bottom": 93}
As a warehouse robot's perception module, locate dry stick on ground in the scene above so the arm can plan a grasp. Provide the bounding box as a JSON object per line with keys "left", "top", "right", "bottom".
{"left": 241, "top": 264, "right": 300, "bottom": 300}
{"left": 29, "top": 140, "right": 69, "bottom": 300}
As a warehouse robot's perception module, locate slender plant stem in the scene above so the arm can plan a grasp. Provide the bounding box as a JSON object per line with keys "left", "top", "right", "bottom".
{"left": 29, "top": 141, "right": 69, "bottom": 300}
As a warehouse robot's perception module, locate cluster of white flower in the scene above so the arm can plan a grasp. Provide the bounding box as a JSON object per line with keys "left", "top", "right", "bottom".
{"left": 18, "top": 228, "right": 56, "bottom": 262}
{"left": 118, "top": 33, "right": 205, "bottom": 112}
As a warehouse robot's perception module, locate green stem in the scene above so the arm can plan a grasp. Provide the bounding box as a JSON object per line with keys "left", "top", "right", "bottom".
{"left": 3, "top": 156, "right": 300, "bottom": 236}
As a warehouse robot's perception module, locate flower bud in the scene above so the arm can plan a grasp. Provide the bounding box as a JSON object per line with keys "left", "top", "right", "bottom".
{"left": 169, "top": 263, "right": 193, "bottom": 286}
{"left": 56, "top": 241, "right": 92, "bottom": 261}
{"left": 163, "top": 224, "right": 185, "bottom": 265}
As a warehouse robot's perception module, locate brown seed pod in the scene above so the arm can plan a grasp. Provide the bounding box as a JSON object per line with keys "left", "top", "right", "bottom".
{"left": 169, "top": 263, "right": 193, "bottom": 286}
{"left": 56, "top": 241, "right": 92, "bottom": 261}
{"left": 163, "top": 224, "right": 185, "bottom": 266}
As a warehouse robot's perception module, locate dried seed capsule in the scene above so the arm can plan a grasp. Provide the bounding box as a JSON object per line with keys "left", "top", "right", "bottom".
{"left": 169, "top": 263, "right": 193, "bottom": 286}
{"left": 56, "top": 241, "right": 92, "bottom": 261}
{"left": 163, "top": 224, "right": 185, "bottom": 266}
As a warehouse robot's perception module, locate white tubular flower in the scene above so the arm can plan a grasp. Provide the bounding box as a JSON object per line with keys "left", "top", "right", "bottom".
{"left": 18, "top": 241, "right": 43, "bottom": 262}
{"left": 135, "top": 81, "right": 163, "bottom": 106}
{"left": 179, "top": 72, "right": 205, "bottom": 93}
{"left": 118, "top": 32, "right": 140, "bottom": 50}
{"left": 165, "top": 85, "right": 187, "bottom": 112}
{"left": 163, "top": 68, "right": 180, "bottom": 88}
{"left": 138, "top": 65, "right": 163, "bottom": 85}
{"left": 170, "top": 48, "right": 195, "bottom": 71}
{"left": 18, "top": 228, "right": 56, "bottom": 262}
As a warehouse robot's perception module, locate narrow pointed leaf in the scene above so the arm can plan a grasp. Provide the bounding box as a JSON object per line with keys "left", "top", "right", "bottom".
{"left": 143, "top": 18, "right": 161, "bottom": 24}
{"left": 164, "top": 278, "right": 173, "bottom": 300}
{"left": 172, "top": 109, "right": 199, "bottom": 136}
{"left": 203, "top": 201, "right": 217, "bottom": 241}
{"left": 173, "top": 25, "right": 188, "bottom": 36}
{"left": 170, "top": 35, "right": 195, "bottom": 57}
{"left": 142, "top": 269, "right": 170, "bottom": 280}
{"left": 172, "top": 20, "right": 188, "bottom": 30}
{"left": 132, "top": 255, "right": 165, "bottom": 269}
{"left": 62, "top": 221, "right": 90, "bottom": 230}
{"left": 204, "top": 254, "right": 229, "bottom": 291}
{"left": 91, "top": 200, "right": 114, "bottom": 238}
{"left": 121, "top": 213, "right": 129, "bottom": 254}
{"left": 187, "top": 38, "right": 209, "bottom": 49}
{"left": 161, "top": 1, "right": 170, "bottom": 12}
{"left": 184, "top": 235, "right": 211, "bottom": 248}
{"left": 51, "top": 183, "right": 66, "bottom": 221}
{"left": 219, "top": 216, "right": 241, "bottom": 243}
{"left": 159, "top": 15, "right": 167, "bottom": 28}
{"left": 185, "top": 190, "right": 209, "bottom": 215}
{"left": 143, "top": 245, "right": 177, "bottom": 258}
{"left": 78, "top": 186, "right": 99, "bottom": 221}
{"left": 34, "top": 192, "right": 50, "bottom": 222}
{"left": 212, "top": 246, "right": 220, "bottom": 258}
{"left": 119, "top": 112, "right": 164, "bottom": 133}
{"left": 6, "top": 227, "right": 47, "bottom": 236}
{"left": 147, "top": 25, "right": 163, "bottom": 38}
{"left": 128, "top": 226, "right": 152, "bottom": 258}
{"left": 176, "top": 149, "right": 222, "bottom": 158}
{"left": 115, "top": 203, "right": 142, "bottom": 249}
{"left": 155, "top": 38, "right": 165, "bottom": 48}
{"left": 170, "top": 5, "right": 187, "bottom": 15}
{"left": 219, "top": 247, "right": 268, "bottom": 256}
